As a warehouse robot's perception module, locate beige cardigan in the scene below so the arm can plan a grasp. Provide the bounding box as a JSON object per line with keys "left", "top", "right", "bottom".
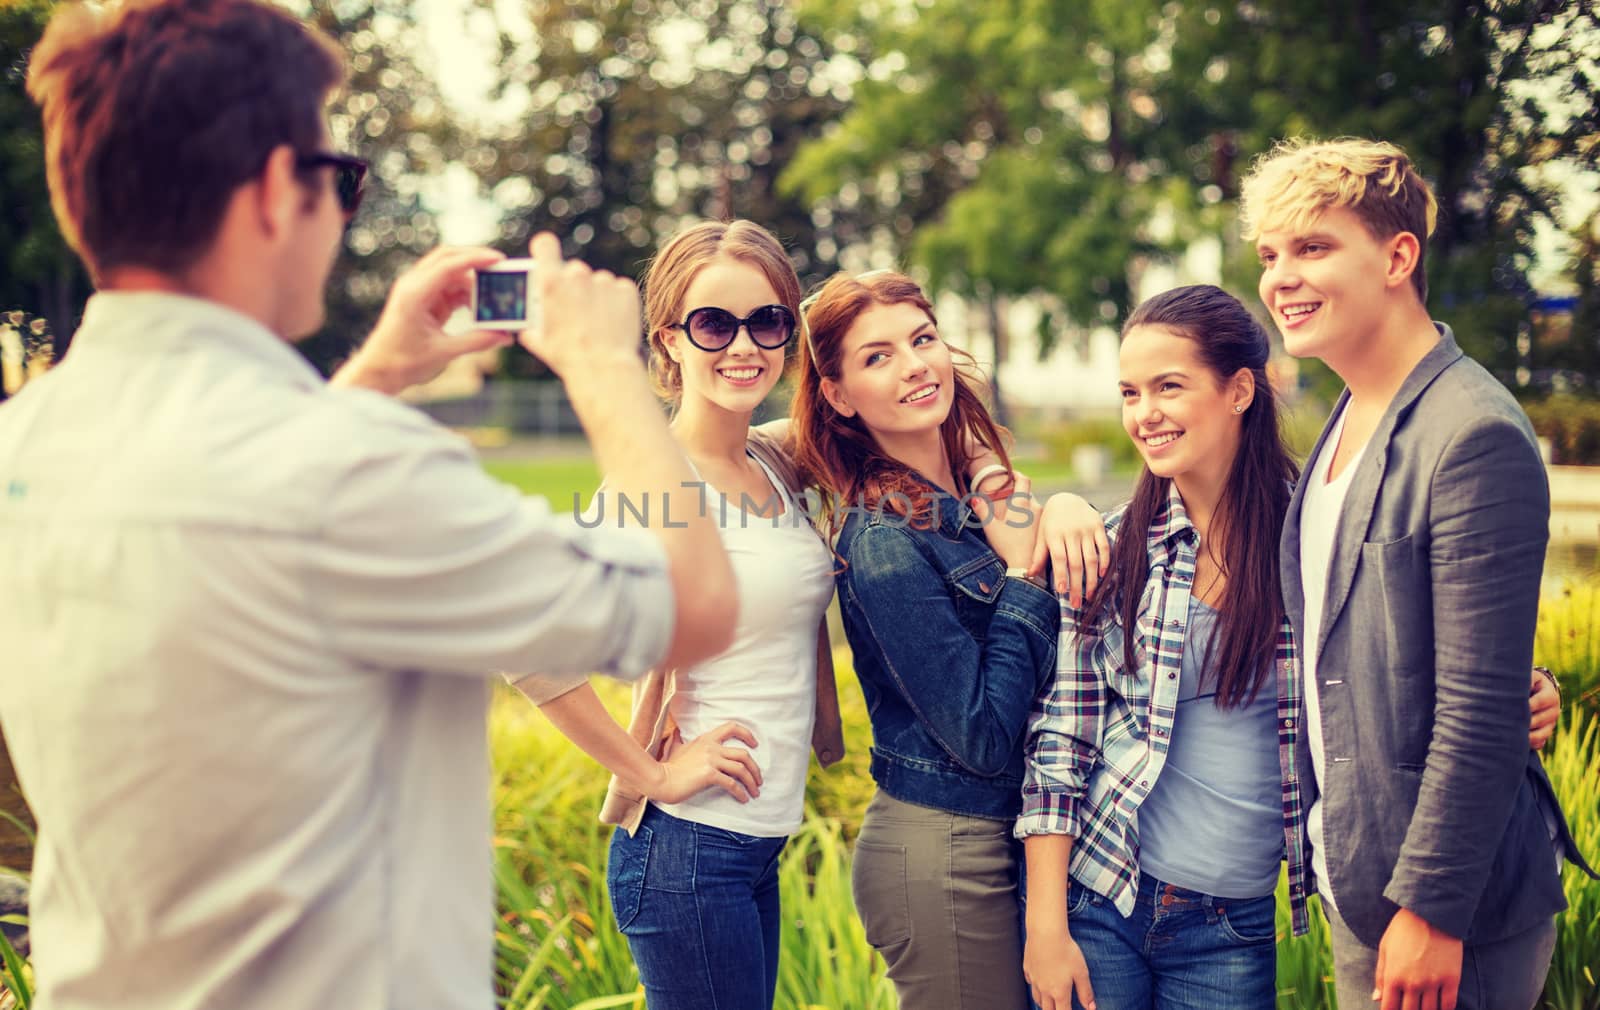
{"left": 599, "top": 427, "right": 846, "bottom": 834}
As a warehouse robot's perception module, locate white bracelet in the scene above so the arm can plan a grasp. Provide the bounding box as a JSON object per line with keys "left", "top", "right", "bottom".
{"left": 969, "top": 463, "right": 1011, "bottom": 494}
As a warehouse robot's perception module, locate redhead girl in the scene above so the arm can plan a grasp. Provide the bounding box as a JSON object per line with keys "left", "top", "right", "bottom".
{"left": 790, "top": 270, "right": 1086, "bottom": 1010}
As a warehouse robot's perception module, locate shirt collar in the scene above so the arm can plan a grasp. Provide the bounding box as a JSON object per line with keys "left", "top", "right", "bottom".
{"left": 76, "top": 291, "right": 326, "bottom": 390}
{"left": 1146, "top": 480, "right": 1199, "bottom": 557}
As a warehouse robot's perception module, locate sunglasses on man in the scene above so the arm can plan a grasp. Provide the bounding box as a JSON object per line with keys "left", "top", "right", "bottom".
{"left": 296, "top": 151, "right": 369, "bottom": 217}
{"left": 672, "top": 304, "right": 797, "bottom": 352}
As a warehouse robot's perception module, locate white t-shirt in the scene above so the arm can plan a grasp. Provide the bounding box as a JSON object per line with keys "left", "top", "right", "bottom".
{"left": 1299, "top": 403, "right": 1368, "bottom": 911}
{"left": 656, "top": 454, "right": 835, "bottom": 837}
{"left": 0, "top": 292, "right": 673, "bottom": 1010}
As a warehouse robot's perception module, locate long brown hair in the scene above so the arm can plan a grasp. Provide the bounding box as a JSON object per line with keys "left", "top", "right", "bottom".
{"left": 641, "top": 219, "right": 802, "bottom": 405}
{"left": 790, "top": 271, "right": 1011, "bottom": 537}
{"left": 1081, "top": 284, "right": 1299, "bottom": 709}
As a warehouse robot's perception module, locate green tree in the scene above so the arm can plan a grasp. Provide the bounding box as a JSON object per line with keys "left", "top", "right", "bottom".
{"left": 1172, "top": 0, "right": 1600, "bottom": 386}
{"left": 786, "top": 0, "right": 1600, "bottom": 400}
{"left": 1564, "top": 211, "right": 1600, "bottom": 383}
{"left": 783, "top": 0, "right": 1193, "bottom": 389}
{"left": 472, "top": 0, "right": 861, "bottom": 378}
{"left": 297, "top": 0, "right": 469, "bottom": 373}
{"left": 0, "top": 0, "right": 91, "bottom": 384}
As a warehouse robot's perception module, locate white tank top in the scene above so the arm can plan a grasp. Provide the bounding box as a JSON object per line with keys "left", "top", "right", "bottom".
{"left": 655, "top": 452, "right": 835, "bottom": 836}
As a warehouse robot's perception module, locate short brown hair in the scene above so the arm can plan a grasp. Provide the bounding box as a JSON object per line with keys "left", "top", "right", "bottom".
{"left": 1239, "top": 137, "right": 1438, "bottom": 303}
{"left": 642, "top": 220, "right": 803, "bottom": 404}
{"left": 27, "top": 0, "right": 345, "bottom": 283}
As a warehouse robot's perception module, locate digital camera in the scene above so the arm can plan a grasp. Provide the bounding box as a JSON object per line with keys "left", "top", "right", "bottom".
{"left": 472, "top": 259, "right": 539, "bottom": 330}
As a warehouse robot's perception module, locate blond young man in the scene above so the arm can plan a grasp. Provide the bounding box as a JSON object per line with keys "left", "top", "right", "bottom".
{"left": 0, "top": 1, "right": 736, "bottom": 1007}
{"left": 1243, "top": 138, "right": 1593, "bottom": 1010}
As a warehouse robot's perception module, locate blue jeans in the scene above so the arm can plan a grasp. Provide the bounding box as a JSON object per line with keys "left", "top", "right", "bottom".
{"left": 1032, "top": 875, "right": 1276, "bottom": 1010}
{"left": 606, "top": 805, "right": 788, "bottom": 1010}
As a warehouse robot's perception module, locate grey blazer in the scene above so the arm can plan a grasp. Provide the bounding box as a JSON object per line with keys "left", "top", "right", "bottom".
{"left": 1281, "top": 326, "right": 1590, "bottom": 948}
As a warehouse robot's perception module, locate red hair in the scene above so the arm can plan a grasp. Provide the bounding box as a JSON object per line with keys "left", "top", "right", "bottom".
{"left": 790, "top": 271, "right": 1011, "bottom": 537}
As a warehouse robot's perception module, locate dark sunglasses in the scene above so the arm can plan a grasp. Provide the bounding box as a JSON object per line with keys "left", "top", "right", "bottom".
{"left": 672, "top": 304, "right": 796, "bottom": 352}
{"left": 296, "top": 151, "right": 369, "bottom": 217}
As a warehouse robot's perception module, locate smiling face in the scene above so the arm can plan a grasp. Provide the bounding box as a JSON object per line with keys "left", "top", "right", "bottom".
{"left": 821, "top": 299, "right": 955, "bottom": 442}
{"left": 1255, "top": 205, "right": 1406, "bottom": 370}
{"left": 662, "top": 255, "right": 788, "bottom": 416}
{"left": 1119, "top": 324, "right": 1252, "bottom": 488}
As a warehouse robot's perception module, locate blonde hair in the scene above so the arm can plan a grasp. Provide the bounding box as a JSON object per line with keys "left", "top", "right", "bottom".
{"left": 641, "top": 220, "right": 803, "bottom": 404}
{"left": 1239, "top": 138, "right": 1438, "bottom": 302}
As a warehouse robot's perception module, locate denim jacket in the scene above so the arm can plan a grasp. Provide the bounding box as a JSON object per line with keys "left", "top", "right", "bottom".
{"left": 835, "top": 487, "right": 1060, "bottom": 820}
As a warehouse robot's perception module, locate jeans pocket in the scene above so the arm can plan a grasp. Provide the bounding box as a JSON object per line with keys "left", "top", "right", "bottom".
{"left": 1067, "top": 880, "right": 1093, "bottom": 918}
{"left": 606, "top": 824, "right": 652, "bottom": 934}
{"left": 1215, "top": 894, "right": 1276, "bottom": 945}
{"left": 851, "top": 840, "right": 912, "bottom": 948}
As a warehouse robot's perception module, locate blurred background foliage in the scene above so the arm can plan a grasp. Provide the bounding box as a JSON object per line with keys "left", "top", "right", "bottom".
{"left": 2, "top": 0, "right": 1598, "bottom": 399}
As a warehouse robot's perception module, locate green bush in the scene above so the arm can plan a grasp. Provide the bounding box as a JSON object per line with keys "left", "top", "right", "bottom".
{"left": 1280, "top": 396, "right": 1335, "bottom": 462}
{"left": 0, "top": 812, "right": 31, "bottom": 1010}
{"left": 0, "top": 922, "right": 29, "bottom": 1010}
{"left": 1274, "top": 887, "right": 1335, "bottom": 1010}
{"left": 1038, "top": 414, "right": 1142, "bottom": 474}
{"left": 1536, "top": 581, "right": 1600, "bottom": 713}
{"left": 1523, "top": 397, "right": 1600, "bottom": 466}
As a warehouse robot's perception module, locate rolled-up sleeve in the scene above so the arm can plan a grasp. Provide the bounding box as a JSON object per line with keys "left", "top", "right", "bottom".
{"left": 1016, "top": 601, "right": 1113, "bottom": 839}
{"left": 306, "top": 416, "right": 673, "bottom": 684}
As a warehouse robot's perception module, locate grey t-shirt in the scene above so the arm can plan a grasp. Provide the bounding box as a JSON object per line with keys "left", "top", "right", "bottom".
{"left": 1137, "top": 596, "right": 1283, "bottom": 899}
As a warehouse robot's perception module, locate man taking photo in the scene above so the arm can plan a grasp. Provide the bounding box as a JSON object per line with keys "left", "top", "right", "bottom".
{"left": 0, "top": 1, "right": 736, "bottom": 1007}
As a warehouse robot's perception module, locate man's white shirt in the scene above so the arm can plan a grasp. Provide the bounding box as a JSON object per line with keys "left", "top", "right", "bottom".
{"left": 0, "top": 292, "right": 672, "bottom": 1009}
{"left": 1299, "top": 403, "right": 1367, "bottom": 912}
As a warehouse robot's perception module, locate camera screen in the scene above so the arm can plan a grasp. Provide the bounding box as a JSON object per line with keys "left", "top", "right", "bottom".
{"left": 476, "top": 271, "right": 529, "bottom": 323}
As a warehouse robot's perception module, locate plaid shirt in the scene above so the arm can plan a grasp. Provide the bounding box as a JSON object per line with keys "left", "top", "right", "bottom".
{"left": 1016, "top": 484, "right": 1314, "bottom": 935}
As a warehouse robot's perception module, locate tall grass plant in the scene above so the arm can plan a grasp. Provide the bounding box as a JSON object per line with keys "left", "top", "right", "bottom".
{"left": 1537, "top": 581, "right": 1600, "bottom": 712}
{"left": 1543, "top": 707, "right": 1600, "bottom": 1010}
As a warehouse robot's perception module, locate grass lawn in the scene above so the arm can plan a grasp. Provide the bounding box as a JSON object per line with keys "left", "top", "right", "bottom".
{"left": 482, "top": 458, "right": 601, "bottom": 511}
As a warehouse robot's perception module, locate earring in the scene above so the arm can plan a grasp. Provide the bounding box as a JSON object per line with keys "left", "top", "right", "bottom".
{"left": 1234, "top": 405, "right": 1245, "bottom": 413}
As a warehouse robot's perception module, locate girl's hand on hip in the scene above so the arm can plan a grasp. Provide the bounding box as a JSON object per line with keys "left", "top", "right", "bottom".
{"left": 647, "top": 722, "right": 763, "bottom": 804}
{"left": 1529, "top": 667, "right": 1560, "bottom": 750}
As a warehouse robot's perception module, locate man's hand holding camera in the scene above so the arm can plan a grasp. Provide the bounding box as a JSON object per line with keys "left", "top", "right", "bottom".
{"left": 330, "top": 232, "right": 649, "bottom": 398}
{"left": 518, "top": 232, "right": 644, "bottom": 381}
{"left": 333, "top": 245, "right": 513, "bottom": 395}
